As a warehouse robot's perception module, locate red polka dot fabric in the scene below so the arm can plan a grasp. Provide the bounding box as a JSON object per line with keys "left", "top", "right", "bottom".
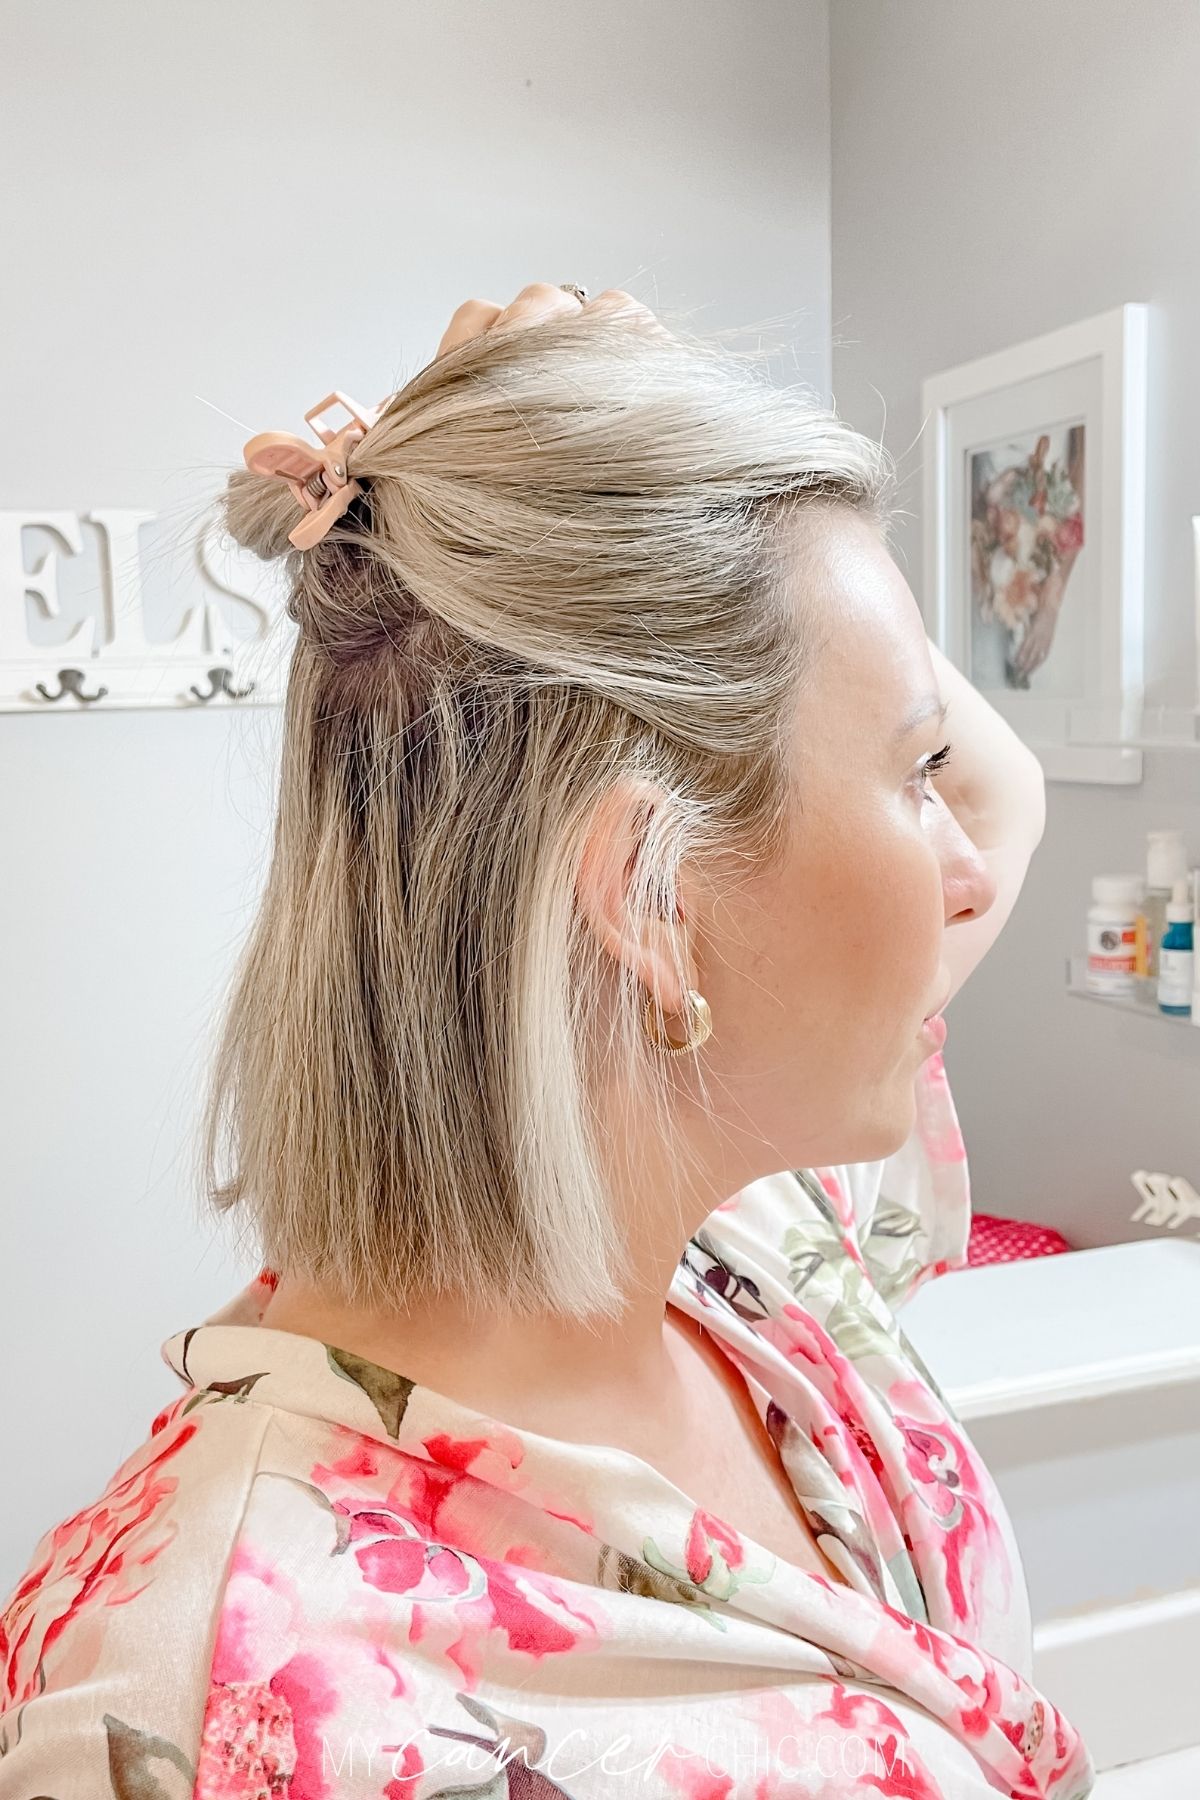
{"left": 966, "top": 1212, "right": 1073, "bottom": 1267}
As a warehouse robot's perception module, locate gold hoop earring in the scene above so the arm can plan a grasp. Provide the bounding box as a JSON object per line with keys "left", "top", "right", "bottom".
{"left": 641, "top": 989, "right": 713, "bottom": 1056}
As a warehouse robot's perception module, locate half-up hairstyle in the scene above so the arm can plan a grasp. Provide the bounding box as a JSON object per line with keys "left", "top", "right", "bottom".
{"left": 201, "top": 308, "right": 896, "bottom": 1321}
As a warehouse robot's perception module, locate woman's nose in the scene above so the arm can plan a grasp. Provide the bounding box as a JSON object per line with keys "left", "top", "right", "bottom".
{"left": 937, "top": 807, "right": 998, "bottom": 926}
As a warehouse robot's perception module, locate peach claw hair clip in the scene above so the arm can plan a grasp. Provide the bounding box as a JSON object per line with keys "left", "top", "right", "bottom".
{"left": 242, "top": 391, "right": 384, "bottom": 550}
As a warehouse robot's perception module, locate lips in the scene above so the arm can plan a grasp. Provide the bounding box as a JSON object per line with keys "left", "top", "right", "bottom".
{"left": 923, "top": 988, "right": 952, "bottom": 1022}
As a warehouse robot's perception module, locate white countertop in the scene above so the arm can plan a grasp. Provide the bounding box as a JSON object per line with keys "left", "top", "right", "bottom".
{"left": 900, "top": 1237, "right": 1200, "bottom": 1419}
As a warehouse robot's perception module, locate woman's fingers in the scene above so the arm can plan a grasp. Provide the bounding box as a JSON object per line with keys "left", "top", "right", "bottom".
{"left": 435, "top": 284, "right": 581, "bottom": 357}
{"left": 580, "top": 288, "right": 668, "bottom": 335}
{"left": 490, "top": 281, "right": 588, "bottom": 333}
{"left": 434, "top": 283, "right": 668, "bottom": 360}
{"left": 435, "top": 298, "right": 506, "bottom": 358}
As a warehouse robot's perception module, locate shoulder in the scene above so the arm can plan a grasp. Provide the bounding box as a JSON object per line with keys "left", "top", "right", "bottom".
{"left": 0, "top": 1385, "right": 272, "bottom": 1794}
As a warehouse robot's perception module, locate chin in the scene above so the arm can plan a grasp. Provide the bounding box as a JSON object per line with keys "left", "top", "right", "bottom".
{"left": 826, "top": 1102, "right": 914, "bottom": 1169}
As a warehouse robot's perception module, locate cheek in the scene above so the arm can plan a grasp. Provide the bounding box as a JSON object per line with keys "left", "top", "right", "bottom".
{"left": 808, "top": 800, "right": 944, "bottom": 1016}
{"left": 700, "top": 796, "right": 943, "bottom": 1075}
{"left": 886, "top": 810, "right": 945, "bottom": 950}
{"left": 696, "top": 794, "right": 947, "bottom": 1166}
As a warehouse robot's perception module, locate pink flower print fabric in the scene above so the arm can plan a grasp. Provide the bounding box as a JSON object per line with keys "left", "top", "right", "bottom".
{"left": 0, "top": 1053, "right": 1095, "bottom": 1797}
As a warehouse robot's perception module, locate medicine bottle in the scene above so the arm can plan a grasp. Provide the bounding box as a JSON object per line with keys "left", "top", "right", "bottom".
{"left": 1157, "top": 876, "right": 1194, "bottom": 1016}
{"left": 1087, "top": 875, "right": 1142, "bottom": 994}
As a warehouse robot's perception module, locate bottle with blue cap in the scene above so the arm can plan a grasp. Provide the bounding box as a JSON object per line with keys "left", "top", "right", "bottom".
{"left": 1157, "top": 876, "right": 1194, "bottom": 1017}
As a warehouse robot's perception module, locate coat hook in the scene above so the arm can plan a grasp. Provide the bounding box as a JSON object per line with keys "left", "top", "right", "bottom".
{"left": 188, "top": 666, "right": 257, "bottom": 704}
{"left": 35, "top": 668, "right": 109, "bottom": 704}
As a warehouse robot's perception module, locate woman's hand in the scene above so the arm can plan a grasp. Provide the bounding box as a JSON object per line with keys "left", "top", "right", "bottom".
{"left": 434, "top": 282, "right": 665, "bottom": 359}
{"left": 927, "top": 638, "right": 1047, "bottom": 1008}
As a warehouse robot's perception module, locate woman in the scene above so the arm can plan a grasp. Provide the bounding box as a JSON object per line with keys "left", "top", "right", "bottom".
{"left": 0, "top": 284, "right": 1094, "bottom": 1797}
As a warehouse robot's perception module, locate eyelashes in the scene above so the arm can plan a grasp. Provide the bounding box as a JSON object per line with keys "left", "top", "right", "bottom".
{"left": 916, "top": 740, "right": 956, "bottom": 799}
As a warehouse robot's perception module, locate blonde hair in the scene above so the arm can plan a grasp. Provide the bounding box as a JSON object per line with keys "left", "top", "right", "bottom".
{"left": 202, "top": 309, "right": 896, "bottom": 1322}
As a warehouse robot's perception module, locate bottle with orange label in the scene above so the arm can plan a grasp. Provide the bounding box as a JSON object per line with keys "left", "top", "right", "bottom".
{"left": 1088, "top": 874, "right": 1142, "bottom": 994}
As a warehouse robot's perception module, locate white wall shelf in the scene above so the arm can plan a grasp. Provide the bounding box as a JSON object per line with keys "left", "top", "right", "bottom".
{"left": 1066, "top": 954, "right": 1197, "bottom": 1027}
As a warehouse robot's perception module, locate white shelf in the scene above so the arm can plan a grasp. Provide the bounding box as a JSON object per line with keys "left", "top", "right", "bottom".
{"left": 1066, "top": 954, "right": 1198, "bottom": 1027}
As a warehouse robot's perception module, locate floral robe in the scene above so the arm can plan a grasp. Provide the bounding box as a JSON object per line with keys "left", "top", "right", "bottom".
{"left": 0, "top": 1053, "right": 1095, "bottom": 1797}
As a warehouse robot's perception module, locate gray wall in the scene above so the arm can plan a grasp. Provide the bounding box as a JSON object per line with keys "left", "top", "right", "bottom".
{"left": 0, "top": 0, "right": 831, "bottom": 1589}
{"left": 830, "top": 0, "right": 1200, "bottom": 1241}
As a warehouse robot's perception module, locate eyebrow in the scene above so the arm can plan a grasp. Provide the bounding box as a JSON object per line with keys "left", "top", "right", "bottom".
{"left": 893, "top": 694, "right": 949, "bottom": 743}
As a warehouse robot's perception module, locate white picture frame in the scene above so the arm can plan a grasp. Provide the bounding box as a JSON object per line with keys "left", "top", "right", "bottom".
{"left": 922, "top": 302, "right": 1149, "bottom": 784}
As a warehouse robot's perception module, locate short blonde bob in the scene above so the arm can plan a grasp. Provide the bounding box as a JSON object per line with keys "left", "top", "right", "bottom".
{"left": 201, "top": 308, "right": 896, "bottom": 1322}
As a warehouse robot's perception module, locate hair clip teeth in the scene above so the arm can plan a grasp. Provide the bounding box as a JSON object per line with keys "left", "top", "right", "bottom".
{"left": 242, "top": 389, "right": 386, "bottom": 550}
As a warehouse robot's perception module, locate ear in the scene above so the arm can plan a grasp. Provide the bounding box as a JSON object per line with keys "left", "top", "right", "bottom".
{"left": 243, "top": 431, "right": 326, "bottom": 485}
{"left": 575, "top": 778, "right": 696, "bottom": 1015}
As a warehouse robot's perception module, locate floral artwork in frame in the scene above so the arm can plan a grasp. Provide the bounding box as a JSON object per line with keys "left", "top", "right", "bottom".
{"left": 922, "top": 303, "right": 1149, "bottom": 784}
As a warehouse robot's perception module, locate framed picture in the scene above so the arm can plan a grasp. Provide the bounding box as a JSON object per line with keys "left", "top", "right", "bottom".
{"left": 922, "top": 302, "right": 1149, "bottom": 784}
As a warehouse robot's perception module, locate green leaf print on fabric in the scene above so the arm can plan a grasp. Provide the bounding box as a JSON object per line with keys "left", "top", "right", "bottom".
{"left": 765, "top": 1403, "right": 889, "bottom": 1594}
{"left": 595, "top": 1543, "right": 722, "bottom": 1619}
{"left": 642, "top": 1508, "right": 774, "bottom": 1615}
{"left": 782, "top": 1181, "right": 961, "bottom": 1418}
{"left": 104, "top": 1711, "right": 195, "bottom": 1799}
{"left": 782, "top": 1219, "right": 905, "bottom": 1367}
{"left": 326, "top": 1343, "right": 415, "bottom": 1437}
{"left": 860, "top": 1197, "right": 937, "bottom": 1311}
{"left": 180, "top": 1368, "right": 269, "bottom": 1411}
{"left": 2, "top": 1704, "right": 181, "bottom": 1800}
{"left": 426, "top": 1692, "right": 577, "bottom": 1799}
{"left": 0, "top": 1659, "right": 40, "bottom": 1759}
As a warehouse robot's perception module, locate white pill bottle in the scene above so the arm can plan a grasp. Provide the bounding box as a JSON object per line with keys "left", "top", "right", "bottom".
{"left": 1086, "top": 874, "right": 1142, "bottom": 994}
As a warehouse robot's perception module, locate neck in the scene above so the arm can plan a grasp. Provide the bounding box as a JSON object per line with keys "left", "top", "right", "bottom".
{"left": 257, "top": 1272, "right": 703, "bottom": 1444}
{"left": 256, "top": 1091, "right": 736, "bottom": 1447}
